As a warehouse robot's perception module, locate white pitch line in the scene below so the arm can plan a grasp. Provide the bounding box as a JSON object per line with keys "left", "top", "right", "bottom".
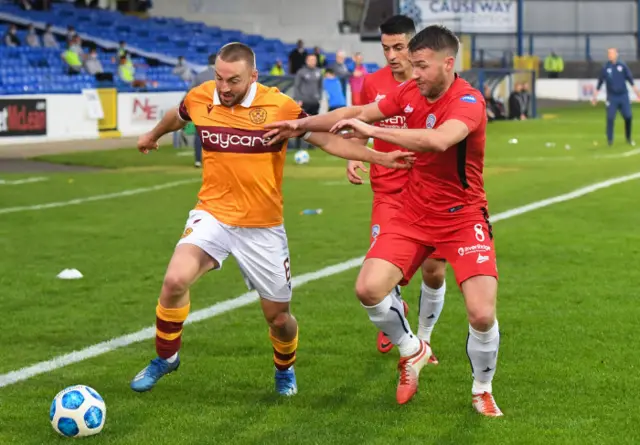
{"left": 1, "top": 172, "right": 640, "bottom": 389}
{"left": 0, "top": 179, "right": 200, "bottom": 215}
{"left": 0, "top": 177, "right": 49, "bottom": 185}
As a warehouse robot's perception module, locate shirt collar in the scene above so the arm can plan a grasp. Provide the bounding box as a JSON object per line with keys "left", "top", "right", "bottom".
{"left": 213, "top": 82, "right": 258, "bottom": 108}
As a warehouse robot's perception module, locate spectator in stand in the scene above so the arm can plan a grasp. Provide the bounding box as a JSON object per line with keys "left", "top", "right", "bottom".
{"left": 43, "top": 23, "right": 58, "bottom": 48}
{"left": 118, "top": 54, "right": 146, "bottom": 87}
{"left": 172, "top": 56, "right": 193, "bottom": 82}
{"left": 484, "top": 85, "right": 505, "bottom": 122}
{"left": 85, "top": 47, "right": 104, "bottom": 75}
{"left": 349, "top": 52, "right": 368, "bottom": 105}
{"left": 508, "top": 82, "right": 527, "bottom": 120}
{"left": 62, "top": 41, "right": 84, "bottom": 75}
{"left": 323, "top": 68, "right": 346, "bottom": 111}
{"left": 4, "top": 24, "right": 20, "bottom": 47}
{"left": 269, "top": 59, "right": 285, "bottom": 76}
{"left": 117, "top": 40, "right": 128, "bottom": 58}
{"left": 293, "top": 53, "right": 323, "bottom": 148}
{"left": 18, "top": 0, "right": 33, "bottom": 11}
{"left": 330, "top": 50, "right": 350, "bottom": 95}
{"left": 288, "top": 39, "right": 307, "bottom": 74}
{"left": 66, "top": 25, "right": 77, "bottom": 44}
{"left": 26, "top": 24, "right": 41, "bottom": 47}
{"left": 313, "top": 46, "right": 326, "bottom": 68}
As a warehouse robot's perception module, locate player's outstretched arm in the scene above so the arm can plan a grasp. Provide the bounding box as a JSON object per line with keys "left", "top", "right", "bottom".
{"left": 306, "top": 131, "right": 415, "bottom": 169}
{"left": 263, "top": 102, "right": 386, "bottom": 145}
{"left": 331, "top": 118, "right": 469, "bottom": 153}
{"left": 137, "top": 107, "right": 188, "bottom": 153}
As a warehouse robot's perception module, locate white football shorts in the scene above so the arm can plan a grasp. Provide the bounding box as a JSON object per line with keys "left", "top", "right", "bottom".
{"left": 176, "top": 209, "right": 292, "bottom": 302}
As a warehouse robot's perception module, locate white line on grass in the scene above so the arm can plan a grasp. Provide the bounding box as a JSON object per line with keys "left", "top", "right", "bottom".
{"left": 1, "top": 172, "right": 640, "bottom": 389}
{"left": 0, "top": 177, "right": 49, "bottom": 185}
{"left": 0, "top": 179, "right": 200, "bottom": 215}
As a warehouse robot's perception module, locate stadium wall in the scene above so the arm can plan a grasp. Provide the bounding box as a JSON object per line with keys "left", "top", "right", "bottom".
{"left": 0, "top": 94, "right": 98, "bottom": 145}
{"left": 475, "top": 0, "right": 637, "bottom": 59}
{"left": 536, "top": 78, "right": 640, "bottom": 101}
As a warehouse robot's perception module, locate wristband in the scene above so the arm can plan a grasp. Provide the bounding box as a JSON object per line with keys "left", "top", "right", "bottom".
{"left": 302, "top": 131, "right": 312, "bottom": 141}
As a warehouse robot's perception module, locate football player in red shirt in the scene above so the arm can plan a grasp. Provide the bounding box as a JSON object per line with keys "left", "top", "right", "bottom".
{"left": 351, "top": 15, "right": 446, "bottom": 361}
{"left": 265, "top": 25, "right": 502, "bottom": 416}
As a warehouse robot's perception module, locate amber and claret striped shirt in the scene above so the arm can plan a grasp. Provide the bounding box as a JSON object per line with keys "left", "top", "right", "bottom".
{"left": 178, "top": 81, "right": 304, "bottom": 228}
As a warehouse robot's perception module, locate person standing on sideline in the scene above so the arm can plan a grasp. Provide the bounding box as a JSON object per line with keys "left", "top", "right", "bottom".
{"left": 592, "top": 48, "right": 640, "bottom": 146}
{"left": 349, "top": 52, "right": 368, "bottom": 105}
{"left": 543, "top": 51, "right": 564, "bottom": 78}
{"left": 288, "top": 39, "right": 308, "bottom": 75}
{"left": 323, "top": 69, "right": 346, "bottom": 111}
{"left": 293, "top": 54, "right": 323, "bottom": 148}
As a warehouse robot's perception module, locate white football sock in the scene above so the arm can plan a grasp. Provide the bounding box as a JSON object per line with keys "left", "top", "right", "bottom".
{"left": 466, "top": 320, "right": 500, "bottom": 394}
{"left": 166, "top": 352, "right": 178, "bottom": 364}
{"left": 363, "top": 293, "right": 420, "bottom": 357}
{"left": 417, "top": 280, "right": 446, "bottom": 343}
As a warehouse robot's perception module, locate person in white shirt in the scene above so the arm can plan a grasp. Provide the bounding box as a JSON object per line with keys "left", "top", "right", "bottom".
{"left": 26, "top": 24, "right": 40, "bottom": 48}
{"left": 43, "top": 24, "right": 59, "bottom": 49}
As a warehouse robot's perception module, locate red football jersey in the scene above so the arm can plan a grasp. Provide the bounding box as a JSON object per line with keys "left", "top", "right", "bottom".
{"left": 361, "top": 66, "right": 410, "bottom": 195}
{"left": 377, "top": 75, "right": 488, "bottom": 220}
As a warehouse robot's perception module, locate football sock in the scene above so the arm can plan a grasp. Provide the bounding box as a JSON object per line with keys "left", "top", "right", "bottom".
{"left": 625, "top": 117, "right": 632, "bottom": 142}
{"left": 607, "top": 118, "right": 614, "bottom": 144}
{"left": 417, "top": 280, "right": 446, "bottom": 343}
{"left": 364, "top": 294, "right": 419, "bottom": 357}
{"left": 270, "top": 328, "right": 298, "bottom": 371}
{"left": 466, "top": 320, "right": 500, "bottom": 394}
{"left": 392, "top": 285, "right": 403, "bottom": 303}
{"left": 155, "top": 301, "right": 190, "bottom": 360}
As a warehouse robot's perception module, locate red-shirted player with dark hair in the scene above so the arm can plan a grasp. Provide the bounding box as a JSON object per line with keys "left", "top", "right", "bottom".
{"left": 352, "top": 15, "right": 447, "bottom": 361}
{"left": 265, "top": 25, "right": 502, "bottom": 416}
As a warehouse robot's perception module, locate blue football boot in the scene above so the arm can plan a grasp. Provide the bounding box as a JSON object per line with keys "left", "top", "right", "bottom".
{"left": 275, "top": 366, "right": 298, "bottom": 396}
{"left": 130, "top": 356, "right": 180, "bottom": 392}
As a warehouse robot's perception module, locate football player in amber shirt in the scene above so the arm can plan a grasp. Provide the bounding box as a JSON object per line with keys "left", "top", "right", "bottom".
{"left": 264, "top": 26, "right": 502, "bottom": 416}
{"left": 129, "top": 42, "right": 414, "bottom": 397}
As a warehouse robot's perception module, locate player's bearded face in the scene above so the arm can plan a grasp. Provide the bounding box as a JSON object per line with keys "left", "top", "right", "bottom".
{"left": 381, "top": 34, "right": 411, "bottom": 75}
{"left": 215, "top": 59, "right": 258, "bottom": 107}
{"left": 410, "top": 49, "right": 454, "bottom": 100}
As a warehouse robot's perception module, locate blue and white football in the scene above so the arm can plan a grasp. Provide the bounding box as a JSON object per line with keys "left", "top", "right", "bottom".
{"left": 50, "top": 385, "right": 106, "bottom": 438}
{"left": 294, "top": 149, "right": 310, "bottom": 165}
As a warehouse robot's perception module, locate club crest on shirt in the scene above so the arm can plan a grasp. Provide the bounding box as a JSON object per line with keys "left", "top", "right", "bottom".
{"left": 426, "top": 113, "right": 436, "bottom": 129}
{"left": 249, "top": 107, "right": 268, "bottom": 124}
{"left": 371, "top": 224, "right": 380, "bottom": 239}
{"left": 206, "top": 103, "right": 214, "bottom": 114}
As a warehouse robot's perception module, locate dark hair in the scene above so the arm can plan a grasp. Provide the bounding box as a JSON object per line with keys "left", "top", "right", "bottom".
{"left": 208, "top": 53, "right": 217, "bottom": 65}
{"left": 324, "top": 68, "right": 334, "bottom": 75}
{"left": 408, "top": 25, "right": 459, "bottom": 56}
{"left": 217, "top": 42, "right": 256, "bottom": 68}
{"left": 380, "top": 15, "right": 416, "bottom": 36}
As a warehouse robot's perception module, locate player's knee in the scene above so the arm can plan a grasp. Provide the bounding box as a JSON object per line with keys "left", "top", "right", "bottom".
{"left": 161, "top": 272, "right": 190, "bottom": 299}
{"left": 422, "top": 261, "right": 446, "bottom": 289}
{"left": 267, "top": 311, "right": 291, "bottom": 330}
{"left": 468, "top": 310, "right": 495, "bottom": 332}
{"left": 355, "top": 276, "right": 387, "bottom": 306}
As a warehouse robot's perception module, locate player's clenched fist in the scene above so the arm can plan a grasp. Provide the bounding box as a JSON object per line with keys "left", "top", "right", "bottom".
{"left": 137, "top": 132, "right": 159, "bottom": 154}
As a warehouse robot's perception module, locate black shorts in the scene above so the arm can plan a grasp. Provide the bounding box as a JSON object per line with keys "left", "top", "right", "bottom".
{"left": 302, "top": 102, "right": 320, "bottom": 116}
